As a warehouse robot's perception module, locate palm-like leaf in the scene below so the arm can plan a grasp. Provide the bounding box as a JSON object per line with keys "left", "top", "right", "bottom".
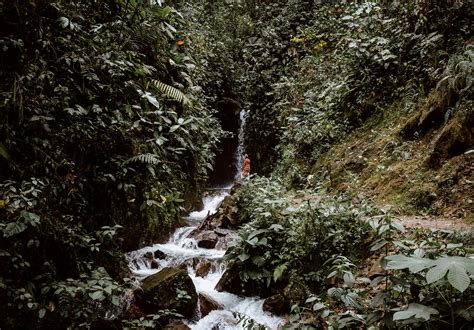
{"left": 152, "top": 80, "right": 192, "bottom": 106}
{"left": 123, "top": 153, "right": 160, "bottom": 166}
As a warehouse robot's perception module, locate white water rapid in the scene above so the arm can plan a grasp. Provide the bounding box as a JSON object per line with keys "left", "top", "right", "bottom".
{"left": 234, "top": 110, "right": 247, "bottom": 180}
{"left": 127, "top": 190, "right": 284, "bottom": 329}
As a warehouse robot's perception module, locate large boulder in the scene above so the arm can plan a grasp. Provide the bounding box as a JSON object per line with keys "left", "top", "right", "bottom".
{"left": 215, "top": 263, "right": 273, "bottom": 297}
{"left": 199, "top": 293, "right": 224, "bottom": 317}
{"left": 215, "top": 268, "right": 242, "bottom": 295}
{"left": 135, "top": 267, "right": 198, "bottom": 319}
{"left": 196, "top": 231, "right": 218, "bottom": 249}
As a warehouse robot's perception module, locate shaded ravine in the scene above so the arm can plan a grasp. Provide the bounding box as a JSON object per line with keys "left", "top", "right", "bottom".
{"left": 127, "top": 190, "right": 283, "bottom": 329}
{"left": 127, "top": 110, "right": 283, "bottom": 329}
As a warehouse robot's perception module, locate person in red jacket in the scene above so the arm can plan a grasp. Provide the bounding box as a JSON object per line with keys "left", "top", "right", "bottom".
{"left": 241, "top": 154, "right": 251, "bottom": 179}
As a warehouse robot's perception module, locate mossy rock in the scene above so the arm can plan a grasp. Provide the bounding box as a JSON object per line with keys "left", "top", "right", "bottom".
{"left": 135, "top": 267, "right": 198, "bottom": 319}
{"left": 427, "top": 109, "right": 473, "bottom": 168}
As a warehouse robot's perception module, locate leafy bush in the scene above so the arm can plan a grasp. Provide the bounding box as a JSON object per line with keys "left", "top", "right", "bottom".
{"left": 0, "top": 0, "right": 223, "bottom": 327}
{"left": 285, "top": 214, "right": 473, "bottom": 329}
{"left": 225, "top": 176, "right": 372, "bottom": 297}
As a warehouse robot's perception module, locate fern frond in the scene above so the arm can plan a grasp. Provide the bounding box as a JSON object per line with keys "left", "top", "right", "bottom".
{"left": 123, "top": 153, "right": 161, "bottom": 166}
{"left": 151, "top": 80, "right": 192, "bottom": 106}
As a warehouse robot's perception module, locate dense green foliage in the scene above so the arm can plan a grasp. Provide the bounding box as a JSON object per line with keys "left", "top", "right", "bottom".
{"left": 226, "top": 177, "right": 372, "bottom": 297}
{"left": 180, "top": 0, "right": 473, "bottom": 328}
{"left": 1, "top": 0, "right": 472, "bottom": 328}
{"left": 0, "top": 0, "right": 222, "bottom": 327}
{"left": 185, "top": 1, "right": 472, "bottom": 213}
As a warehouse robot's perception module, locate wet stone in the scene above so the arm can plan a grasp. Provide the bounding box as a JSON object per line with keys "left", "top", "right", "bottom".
{"left": 150, "top": 259, "right": 159, "bottom": 269}
{"left": 195, "top": 260, "right": 212, "bottom": 278}
{"left": 196, "top": 231, "right": 218, "bottom": 249}
{"left": 199, "top": 292, "right": 223, "bottom": 318}
{"left": 135, "top": 267, "right": 198, "bottom": 318}
{"left": 154, "top": 249, "right": 167, "bottom": 260}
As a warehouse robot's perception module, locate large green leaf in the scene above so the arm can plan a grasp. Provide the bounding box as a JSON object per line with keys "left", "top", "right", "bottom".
{"left": 247, "top": 228, "right": 268, "bottom": 241}
{"left": 426, "top": 257, "right": 474, "bottom": 292}
{"left": 0, "top": 143, "right": 10, "bottom": 162}
{"left": 384, "top": 255, "right": 434, "bottom": 273}
{"left": 387, "top": 255, "right": 474, "bottom": 293}
{"left": 393, "top": 303, "right": 439, "bottom": 321}
{"left": 273, "top": 263, "right": 287, "bottom": 282}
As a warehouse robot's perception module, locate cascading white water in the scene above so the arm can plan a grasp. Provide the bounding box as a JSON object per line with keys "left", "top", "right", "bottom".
{"left": 127, "top": 190, "right": 284, "bottom": 329}
{"left": 234, "top": 110, "right": 247, "bottom": 179}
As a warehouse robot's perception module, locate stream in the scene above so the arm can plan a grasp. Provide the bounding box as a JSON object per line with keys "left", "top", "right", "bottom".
{"left": 127, "top": 190, "right": 284, "bottom": 329}
{"left": 127, "top": 109, "right": 283, "bottom": 329}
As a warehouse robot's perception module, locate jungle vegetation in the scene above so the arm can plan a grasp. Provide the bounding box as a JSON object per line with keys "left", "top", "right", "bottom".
{"left": 1, "top": 0, "right": 472, "bottom": 328}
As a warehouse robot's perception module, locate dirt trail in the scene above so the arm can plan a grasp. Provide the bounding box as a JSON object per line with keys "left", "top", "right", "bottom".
{"left": 396, "top": 215, "right": 472, "bottom": 231}
{"left": 288, "top": 191, "right": 472, "bottom": 232}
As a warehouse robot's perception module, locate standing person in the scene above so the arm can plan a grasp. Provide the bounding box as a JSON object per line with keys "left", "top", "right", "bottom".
{"left": 241, "top": 154, "right": 251, "bottom": 179}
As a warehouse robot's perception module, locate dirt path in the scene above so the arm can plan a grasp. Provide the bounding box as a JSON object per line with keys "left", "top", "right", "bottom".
{"left": 396, "top": 215, "right": 472, "bottom": 231}
{"left": 288, "top": 191, "right": 472, "bottom": 232}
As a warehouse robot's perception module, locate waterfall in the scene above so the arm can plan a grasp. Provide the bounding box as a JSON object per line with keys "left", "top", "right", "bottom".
{"left": 234, "top": 110, "right": 247, "bottom": 179}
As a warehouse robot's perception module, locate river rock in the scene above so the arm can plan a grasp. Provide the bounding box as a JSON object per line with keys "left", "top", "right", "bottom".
{"left": 214, "top": 264, "right": 247, "bottom": 295}
{"left": 195, "top": 260, "right": 211, "bottom": 278}
{"left": 150, "top": 259, "right": 159, "bottom": 269}
{"left": 135, "top": 267, "right": 198, "bottom": 318}
{"left": 199, "top": 293, "right": 223, "bottom": 317}
{"left": 154, "top": 249, "right": 167, "bottom": 260}
{"left": 215, "top": 196, "right": 239, "bottom": 229}
{"left": 263, "top": 294, "right": 289, "bottom": 315}
{"left": 164, "top": 320, "right": 191, "bottom": 330}
{"left": 196, "top": 231, "right": 218, "bottom": 249}
{"left": 144, "top": 251, "right": 154, "bottom": 260}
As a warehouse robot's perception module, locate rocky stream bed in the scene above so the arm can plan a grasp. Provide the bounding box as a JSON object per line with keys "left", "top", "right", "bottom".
{"left": 126, "top": 188, "right": 284, "bottom": 329}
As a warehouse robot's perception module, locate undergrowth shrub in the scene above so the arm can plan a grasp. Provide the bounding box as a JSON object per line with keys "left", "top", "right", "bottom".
{"left": 0, "top": 0, "right": 222, "bottom": 327}
{"left": 225, "top": 176, "right": 373, "bottom": 297}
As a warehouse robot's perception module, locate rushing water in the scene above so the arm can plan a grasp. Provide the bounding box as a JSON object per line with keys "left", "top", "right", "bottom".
{"left": 127, "top": 191, "right": 284, "bottom": 329}
{"left": 234, "top": 110, "right": 247, "bottom": 180}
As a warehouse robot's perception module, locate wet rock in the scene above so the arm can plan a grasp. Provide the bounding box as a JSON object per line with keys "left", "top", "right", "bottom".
{"left": 144, "top": 251, "right": 154, "bottom": 260}
{"left": 215, "top": 196, "right": 239, "bottom": 229}
{"left": 214, "top": 228, "right": 234, "bottom": 236}
{"left": 195, "top": 260, "right": 211, "bottom": 278}
{"left": 199, "top": 293, "right": 223, "bottom": 317}
{"left": 196, "top": 231, "right": 218, "bottom": 249}
{"left": 197, "top": 195, "right": 239, "bottom": 230}
{"left": 215, "top": 268, "right": 241, "bottom": 294}
{"left": 192, "top": 257, "right": 202, "bottom": 269}
{"left": 263, "top": 294, "right": 289, "bottom": 315}
{"left": 150, "top": 259, "right": 159, "bottom": 269}
{"left": 215, "top": 263, "right": 268, "bottom": 297}
{"left": 198, "top": 239, "right": 217, "bottom": 249}
{"left": 154, "top": 249, "right": 167, "bottom": 260}
{"left": 164, "top": 320, "right": 191, "bottom": 330}
{"left": 135, "top": 267, "right": 198, "bottom": 318}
